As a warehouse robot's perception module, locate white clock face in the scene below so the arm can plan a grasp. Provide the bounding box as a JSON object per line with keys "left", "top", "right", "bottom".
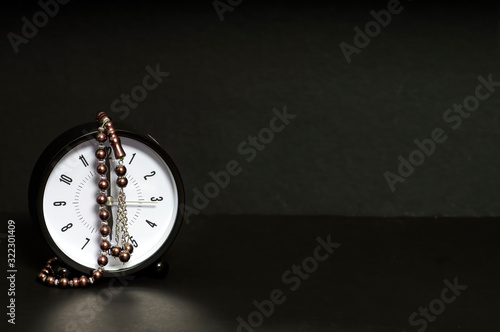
{"left": 41, "top": 135, "right": 179, "bottom": 273}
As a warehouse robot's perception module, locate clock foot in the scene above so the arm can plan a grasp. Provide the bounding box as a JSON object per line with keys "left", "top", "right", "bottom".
{"left": 146, "top": 256, "right": 169, "bottom": 279}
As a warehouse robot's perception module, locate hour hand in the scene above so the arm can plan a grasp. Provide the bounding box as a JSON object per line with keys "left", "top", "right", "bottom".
{"left": 105, "top": 147, "right": 113, "bottom": 240}
{"left": 106, "top": 197, "right": 158, "bottom": 205}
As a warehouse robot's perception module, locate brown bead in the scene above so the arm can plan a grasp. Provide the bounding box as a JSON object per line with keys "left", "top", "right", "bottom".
{"left": 108, "top": 135, "right": 126, "bottom": 159}
{"left": 59, "top": 278, "right": 69, "bottom": 287}
{"left": 109, "top": 135, "right": 119, "bottom": 144}
{"left": 98, "top": 255, "right": 108, "bottom": 266}
{"left": 73, "top": 277, "right": 79, "bottom": 287}
{"left": 115, "top": 165, "right": 127, "bottom": 176}
{"left": 100, "top": 240, "right": 111, "bottom": 251}
{"left": 44, "top": 264, "right": 52, "bottom": 270}
{"left": 92, "top": 270, "right": 103, "bottom": 280}
{"left": 99, "top": 209, "right": 110, "bottom": 221}
{"left": 54, "top": 266, "right": 70, "bottom": 279}
{"left": 96, "top": 112, "right": 108, "bottom": 123}
{"left": 98, "top": 179, "right": 109, "bottom": 190}
{"left": 95, "top": 149, "right": 106, "bottom": 160}
{"left": 41, "top": 268, "right": 50, "bottom": 275}
{"left": 100, "top": 225, "right": 110, "bottom": 236}
{"left": 96, "top": 132, "right": 107, "bottom": 143}
{"left": 119, "top": 251, "right": 130, "bottom": 263}
{"left": 46, "top": 276, "right": 55, "bottom": 286}
{"left": 116, "top": 177, "right": 128, "bottom": 188}
{"left": 47, "top": 257, "right": 58, "bottom": 264}
{"left": 123, "top": 243, "right": 134, "bottom": 254}
{"left": 97, "top": 164, "right": 108, "bottom": 175}
{"left": 111, "top": 246, "right": 121, "bottom": 257}
{"left": 79, "top": 276, "right": 89, "bottom": 287}
{"left": 37, "top": 272, "right": 47, "bottom": 282}
{"left": 96, "top": 194, "right": 107, "bottom": 205}
{"left": 95, "top": 148, "right": 107, "bottom": 160}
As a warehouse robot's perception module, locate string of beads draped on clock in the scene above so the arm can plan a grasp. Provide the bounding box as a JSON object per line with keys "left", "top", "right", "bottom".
{"left": 37, "top": 112, "right": 133, "bottom": 287}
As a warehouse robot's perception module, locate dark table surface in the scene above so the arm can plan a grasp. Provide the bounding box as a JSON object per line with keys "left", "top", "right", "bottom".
{"left": 1, "top": 214, "right": 499, "bottom": 332}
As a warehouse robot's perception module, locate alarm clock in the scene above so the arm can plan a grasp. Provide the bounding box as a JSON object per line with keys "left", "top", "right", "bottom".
{"left": 29, "top": 119, "right": 184, "bottom": 277}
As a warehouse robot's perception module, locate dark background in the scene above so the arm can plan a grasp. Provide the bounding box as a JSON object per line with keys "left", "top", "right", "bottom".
{"left": 1, "top": 0, "right": 500, "bottom": 217}
{"left": 1, "top": 1, "right": 500, "bottom": 332}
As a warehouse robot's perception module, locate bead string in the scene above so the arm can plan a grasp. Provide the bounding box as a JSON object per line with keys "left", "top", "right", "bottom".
{"left": 37, "top": 113, "right": 132, "bottom": 287}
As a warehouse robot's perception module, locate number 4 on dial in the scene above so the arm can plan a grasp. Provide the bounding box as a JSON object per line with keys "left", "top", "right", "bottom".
{"left": 145, "top": 219, "right": 157, "bottom": 228}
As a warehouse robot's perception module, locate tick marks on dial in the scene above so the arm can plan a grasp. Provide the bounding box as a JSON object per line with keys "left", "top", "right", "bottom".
{"left": 130, "top": 177, "right": 143, "bottom": 199}
{"left": 76, "top": 185, "right": 82, "bottom": 199}
{"left": 127, "top": 176, "right": 144, "bottom": 226}
{"left": 73, "top": 171, "right": 98, "bottom": 234}
{"left": 128, "top": 176, "right": 143, "bottom": 197}
{"left": 76, "top": 206, "right": 96, "bottom": 233}
{"left": 82, "top": 170, "right": 95, "bottom": 183}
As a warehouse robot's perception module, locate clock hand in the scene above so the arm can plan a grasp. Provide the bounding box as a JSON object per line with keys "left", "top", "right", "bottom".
{"left": 105, "top": 147, "right": 113, "bottom": 241}
{"left": 106, "top": 197, "right": 158, "bottom": 205}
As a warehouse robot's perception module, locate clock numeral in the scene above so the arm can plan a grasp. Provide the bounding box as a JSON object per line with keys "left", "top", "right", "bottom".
{"left": 144, "top": 171, "right": 156, "bottom": 180}
{"left": 79, "top": 155, "right": 89, "bottom": 167}
{"left": 59, "top": 174, "right": 73, "bottom": 185}
{"left": 130, "top": 236, "right": 138, "bottom": 248}
{"left": 53, "top": 201, "right": 66, "bottom": 206}
{"left": 145, "top": 219, "right": 157, "bottom": 228}
{"left": 81, "top": 237, "right": 90, "bottom": 250}
{"left": 150, "top": 196, "right": 163, "bottom": 202}
{"left": 61, "top": 223, "right": 73, "bottom": 232}
{"left": 129, "top": 153, "right": 136, "bottom": 165}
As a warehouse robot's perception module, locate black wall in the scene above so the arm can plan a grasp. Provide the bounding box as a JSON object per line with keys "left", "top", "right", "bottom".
{"left": 1, "top": 1, "right": 499, "bottom": 216}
